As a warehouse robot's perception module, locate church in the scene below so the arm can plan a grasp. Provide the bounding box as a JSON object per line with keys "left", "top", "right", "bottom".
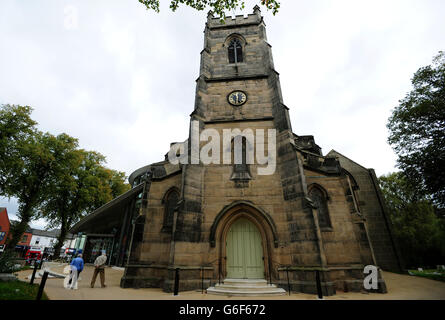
{"left": 70, "top": 6, "right": 403, "bottom": 296}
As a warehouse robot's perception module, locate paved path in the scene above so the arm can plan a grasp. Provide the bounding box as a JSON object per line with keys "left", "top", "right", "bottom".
{"left": 16, "top": 265, "right": 445, "bottom": 300}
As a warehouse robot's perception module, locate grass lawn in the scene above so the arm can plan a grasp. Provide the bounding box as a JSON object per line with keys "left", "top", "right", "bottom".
{"left": 408, "top": 269, "right": 445, "bottom": 283}
{"left": 0, "top": 279, "right": 49, "bottom": 300}
{"left": 18, "top": 265, "right": 33, "bottom": 271}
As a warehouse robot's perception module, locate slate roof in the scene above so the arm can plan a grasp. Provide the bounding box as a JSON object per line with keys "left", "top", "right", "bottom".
{"left": 30, "top": 228, "right": 74, "bottom": 239}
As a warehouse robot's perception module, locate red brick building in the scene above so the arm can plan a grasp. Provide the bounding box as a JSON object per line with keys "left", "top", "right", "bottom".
{"left": 17, "top": 230, "right": 32, "bottom": 247}
{"left": 0, "top": 207, "right": 10, "bottom": 245}
{"left": 0, "top": 207, "right": 32, "bottom": 250}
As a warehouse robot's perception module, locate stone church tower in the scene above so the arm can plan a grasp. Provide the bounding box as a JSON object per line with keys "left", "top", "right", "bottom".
{"left": 116, "top": 6, "right": 402, "bottom": 295}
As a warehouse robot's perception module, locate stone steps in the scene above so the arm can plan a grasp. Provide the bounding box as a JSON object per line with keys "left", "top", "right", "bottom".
{"left": 207, "top": 279, "right": 286, "bottom": 296}
{"left": 221, "top": 278, "right": 268, "bottom": 286}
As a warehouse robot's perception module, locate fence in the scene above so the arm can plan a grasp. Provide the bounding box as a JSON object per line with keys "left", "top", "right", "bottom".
{"left": 171, "top": 257, "right": 324, "bottom": 299}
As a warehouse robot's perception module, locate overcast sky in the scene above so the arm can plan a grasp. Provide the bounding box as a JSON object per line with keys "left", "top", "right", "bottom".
{"left": 1, "top": 0, "right": 444, "bottom": 229}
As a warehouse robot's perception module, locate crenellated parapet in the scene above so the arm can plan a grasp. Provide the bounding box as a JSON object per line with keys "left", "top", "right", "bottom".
{"left": 206, "top": 6, "right": 263, "bottom": 29}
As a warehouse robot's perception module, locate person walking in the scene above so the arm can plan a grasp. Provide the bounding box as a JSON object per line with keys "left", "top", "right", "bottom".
{"left": 91, "top": 250, "right": 107, "bottom": 288}
{"left": 68, "top": 253, "right": 84, "bottom": 290}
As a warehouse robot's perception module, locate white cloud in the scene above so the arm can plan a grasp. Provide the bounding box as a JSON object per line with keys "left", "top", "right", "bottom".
{"left": 1, "top": 0, "right": 444, "bottom": 226}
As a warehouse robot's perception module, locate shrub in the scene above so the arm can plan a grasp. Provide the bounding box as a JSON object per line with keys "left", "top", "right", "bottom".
{"left": 0, "top": 250, "right": 19, "bottom": 273}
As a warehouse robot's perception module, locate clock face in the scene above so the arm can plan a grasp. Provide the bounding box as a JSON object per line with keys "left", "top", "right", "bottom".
{"left": 228, "top": 91, "right": 247, "bottom": 106}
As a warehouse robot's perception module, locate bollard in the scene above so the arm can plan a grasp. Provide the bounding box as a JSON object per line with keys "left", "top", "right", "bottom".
{"left": 218, "top": 259, "right": 221, "bottom": 285}
{"left": 201, "top": 267, "right": 204, "bottom": 294}
{"left": 173, "top": 268, "right": 180, "bottom": 296}
{"left": 315, "top": 270, "right": 323, "bottom": 299}
{"left": 30, "top": 261, "right": 39, "bottom": 285}
{"left": 286, "top": 267, "right": 291, "bottom": 296}
{"left": 36, "top": 271, "right": 49, "bottom": 300}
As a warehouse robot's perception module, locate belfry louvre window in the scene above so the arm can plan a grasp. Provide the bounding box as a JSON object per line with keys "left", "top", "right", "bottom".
{"left": 308, "top": 186, "right": 332, "bottom": 229}
{"left": 233, "top": 136, "right": 248, "bottom": 174}
{"left": 228, "top": 39, "right": 243, "bottom": 63}
{"left": 230, "top": 136, "right": 252, "bottom": 185}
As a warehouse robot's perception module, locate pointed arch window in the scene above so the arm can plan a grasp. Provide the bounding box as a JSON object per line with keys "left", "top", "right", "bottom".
{"left": 162, "top": 189, "right": 179, "bottom": 232}
{"left": 228, "top": 38, "right": 243, "bottom": 63}
{"left": 308, "top": 186, "right": 332, "bottom": 229}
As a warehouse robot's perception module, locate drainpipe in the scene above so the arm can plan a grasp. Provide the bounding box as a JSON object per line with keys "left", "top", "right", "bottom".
{"left": 116, "top": 205, "right": 129, "bottom": 267}
{"left": 108, "top": 234, "right": 116, "bottom": 267}
{"left": 168, "top": 208, "right": 179, "bottom": 267}
{"left": 124, "top": 171, "right": 151, "bottom": 272}
{"left": 169, "top": 163, "right": 186, "bottom": 267}
{"left": 125, "top": 219, "right": 137, "bottom": 269}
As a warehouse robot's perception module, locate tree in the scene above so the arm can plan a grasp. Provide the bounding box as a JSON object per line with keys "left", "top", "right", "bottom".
{"left": 0, "top": 105, "right": 37, "bottom": 196}
{"left": 379, "top": 172, "right": 445, "bottom": 267}
{"left": 38, "top": 148, "right": 130, "bottom": 258}
{"left": 387, "top": 51, "right": 445, "bottom": 207}
{"left": 9, "top": 220, "right": 30, "bottom": 232}
{"left": 138, "top": 0, "right": 280, "bottom": 20}
{"left": 4, "top": 132, "right": 78, "bottom": 251}
{"left": 100, "top": 167, "right": 131, "bottom": 200}
{"left": 1, "top": 104, "right": 130, "bottom": 254}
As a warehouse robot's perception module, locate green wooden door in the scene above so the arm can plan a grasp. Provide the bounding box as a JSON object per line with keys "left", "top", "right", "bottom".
{"left": 226, "top": 218, "right": 264, "bottom": 279}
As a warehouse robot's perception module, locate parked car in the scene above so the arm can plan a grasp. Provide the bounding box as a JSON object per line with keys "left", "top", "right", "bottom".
{"left": 61, "top": 248, "right": 76, "bottom": 262}
{"left": 25, "top": 246, "right": 43, "bottom": 265}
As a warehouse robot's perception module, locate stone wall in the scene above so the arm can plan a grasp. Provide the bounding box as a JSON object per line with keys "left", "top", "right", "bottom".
{"left": 327, "top": 150, "right": 403, "bottom": 272}
{"left": 304, "top": 169, "right": 364, "bottom": 267}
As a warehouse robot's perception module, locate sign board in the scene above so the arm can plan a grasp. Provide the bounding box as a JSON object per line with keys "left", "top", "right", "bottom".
{"left": 0, "top": 244, "right": 5, "bottom": 252}
{"left": 44, "top": 247, "right": 55, "bottom": 254}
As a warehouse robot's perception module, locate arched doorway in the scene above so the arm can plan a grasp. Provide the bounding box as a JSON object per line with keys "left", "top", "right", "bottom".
{"left": 226, "top": 218, "right": 264, "bottom": 279}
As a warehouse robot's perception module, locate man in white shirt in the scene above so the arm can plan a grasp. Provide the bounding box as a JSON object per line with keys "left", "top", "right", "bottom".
{"left": 90, "top": 250, "right": 107, "bottom": 288}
